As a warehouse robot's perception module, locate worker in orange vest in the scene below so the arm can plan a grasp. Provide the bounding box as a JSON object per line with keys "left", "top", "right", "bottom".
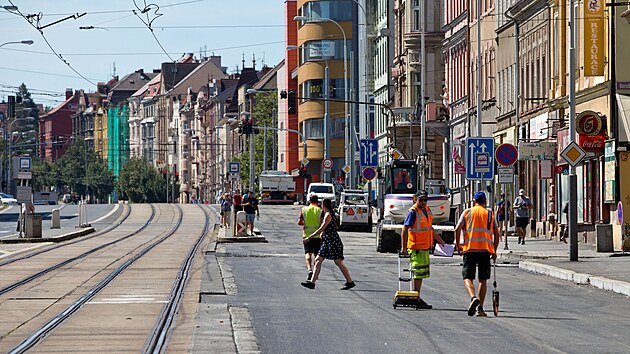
{"left": 455, "top": 191, "right": 500, "bottom": 317}
{"left": 401, "top": 190, "right": 446, "bottom": 310}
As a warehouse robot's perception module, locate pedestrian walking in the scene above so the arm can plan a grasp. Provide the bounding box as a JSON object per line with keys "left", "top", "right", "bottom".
{"left": 513, "top": 189, "right": 532, "bottom": 245}
{"left": 298, "top": 194, "right": 322, "bottom": 281}
{"left": 494, "top": 193, "right": 510, "bottom": 242}
{"left": 232, "top": 189, "right": 243, "bottom": 213}
{"left": 301, "top": 198, "right": 355, "bottom": 290}
{"left": 455, "top": 191, "right": 501, "bottom": 317}
{"left": 400, "top": 190, "right": 446, "bottom": 309}
{"left": 242, "top": 192, "right": 259, "bottom": 236}
{"left": 220, "top": 192, "right": 232, "bottom": 228}
{"left": 560, "top": 202, "right": 569, "bottom": 243}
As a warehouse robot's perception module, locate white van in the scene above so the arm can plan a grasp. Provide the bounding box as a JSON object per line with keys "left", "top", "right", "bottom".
{"left": 307, "top": 183, "right": 337, "bottom": 207}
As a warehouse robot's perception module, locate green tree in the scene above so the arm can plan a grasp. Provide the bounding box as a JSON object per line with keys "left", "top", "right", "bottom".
{"left": 54, "top": 141, "right": 114, "bottom": 200}
{"left": 117, "top": 158, "right": 167, "bottom": 203}
{"left": 31, "top": 160, "right": 56, "bottom": 192}
{"left": 13, "top": 84, "right": 39, "bottom": 157}
{"left": 239, "top": 90, "right": 277, "bottom": 192}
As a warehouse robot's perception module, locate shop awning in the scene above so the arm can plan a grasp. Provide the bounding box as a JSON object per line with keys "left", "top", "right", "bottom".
{"left": 617, "top": 94, "right": 630, "bottom": 143}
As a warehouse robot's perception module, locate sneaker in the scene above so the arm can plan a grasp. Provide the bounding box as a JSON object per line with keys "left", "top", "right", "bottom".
{"left": 476, "top": 307, "right": 487, "bottom": 317}
{"left": 301, "top": 281, "right": 315, "bottom": 289}
{"left": 307, "top": 271, "right": 313, "bottom": 281}
{"left": 417, "top": 298, "right": 433, "bottom": 310}
{"left": 340, "top": 281, "right": 356, "bottom": 290}
{"left": 468, "top": 296, "right": 480, "bottom": 316}
{"left": 517, "top": 238, "right": 522, "bottom": 245}
{"left": 521, "top": 239, "right": 525, "bottom": 245}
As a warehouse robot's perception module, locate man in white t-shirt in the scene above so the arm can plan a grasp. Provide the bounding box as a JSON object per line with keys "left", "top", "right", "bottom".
{"left": 513, "top": 189, "right": 532, "bottom": 245}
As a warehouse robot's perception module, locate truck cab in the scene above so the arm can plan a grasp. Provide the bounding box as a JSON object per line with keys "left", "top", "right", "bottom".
{"left": 337, "top": 189, "right": 372, "bottom": 232}
{"left": 307, "top": 183, "right": 337, "bottom": 207}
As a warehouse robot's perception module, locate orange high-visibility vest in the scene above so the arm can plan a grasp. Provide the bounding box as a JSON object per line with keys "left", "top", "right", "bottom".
{"left": 407, "top": 205, "right": 433, "bottom": 250}
{"left": 462, "top": 205, "right": 496, "bottom": 254}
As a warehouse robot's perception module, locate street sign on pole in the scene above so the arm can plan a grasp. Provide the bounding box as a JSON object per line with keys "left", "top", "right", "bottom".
{"left": 322, "top": 158, "right": 333, "bottom": 169}
{"left": 495, "top": 143, "right": 518, "bottom": 166}
{"left": 560, "top": 141, "right": 587, "bottom": 167}
{"left": 359, "top": 139, "right": 378, "bottom": 167}
{"left": 497, "top": 167, "right": 514, "bottom": 184}
{"left": 301, "top": 158, "right": 309, "bottom": 166}
{"left": 465, "top": 137, "right": 495, "bottom": 181}
{"left": 228, "top": 162, "right": 241, "bottom": 174}
{"left": 362, "top": 167, "right": 376, "bottom": 181}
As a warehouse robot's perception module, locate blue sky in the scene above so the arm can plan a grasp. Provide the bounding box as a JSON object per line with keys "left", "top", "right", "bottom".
{"left": 0, "top": 0, "right": 285, "bottom": 106}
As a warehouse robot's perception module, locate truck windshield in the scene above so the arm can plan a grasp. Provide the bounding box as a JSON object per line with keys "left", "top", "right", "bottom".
{"left": 392, "top": 167, "right": 416, "bottom": 193}
{"left": 310, "top": 185, "right": 333, "bottom": 193}
{"left": 344, "top": 195, "right": 366, "bottom": 204}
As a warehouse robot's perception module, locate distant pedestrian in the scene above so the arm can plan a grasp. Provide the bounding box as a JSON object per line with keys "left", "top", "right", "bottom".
{"left": 220, "top": 192, "right": 232, "bottom": 228}
{"left": 400, "top": 190, "right": 446, "bottom": 309}
{"left": 560, "top": 202, "right": 569, "bottom": 243}
{"left": 298, "top": 194, "right": 322, "bottom": 281}
{"left": 242, "top": 193, "right": 259, "bottom": 236}
{"left": 495, "top": 193, "right": 510, "bottom": 242}
{"left": 455, "top": 191, "right": 500, "bottom": 317}
{"left": 513, "top": 189, "right": 532, "bottom": 245}
{"left": 301, "top": 198, "right": 355, "bottom": 290}
{"left": 233, "top": 189, "right": 243, "bottom": 213}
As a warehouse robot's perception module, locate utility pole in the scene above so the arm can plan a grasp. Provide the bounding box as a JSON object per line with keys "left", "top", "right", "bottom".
{"left": 476, "top": 0, "right": 482, "bottom": 195}
{"left": 419, "top": 0, "right": 427, "bottom": 191}
{"left": 568, "top": 0, "right": 578, "bottom": 261}
{"left": 263, "top": 124, "right": 267, "bottom": 172}
{"left": 324, "top": 64, "right": 330, "bottom": 183}
{"left": 272, "top": 108, "right": 277, "bottom": 170}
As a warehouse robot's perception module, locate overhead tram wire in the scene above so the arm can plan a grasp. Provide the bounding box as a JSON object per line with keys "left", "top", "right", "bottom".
{"left": 6, "top": 0, "right": 97, "bottom": 86}
{"left": 132, "top": 0, "right": 174, "bottom": 62}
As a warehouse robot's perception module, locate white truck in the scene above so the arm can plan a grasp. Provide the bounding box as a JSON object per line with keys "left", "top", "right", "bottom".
{"left": 375, "top": 159, "right": 454, "bottom": 253}
{"left": 307, "top": 182, "right": 338, "bottom": 207}
{"left": 337, "top": 189, "right": 372, "bottom": 232}
{"left": 258, "top": 171, "right": 296, "bottom": 204}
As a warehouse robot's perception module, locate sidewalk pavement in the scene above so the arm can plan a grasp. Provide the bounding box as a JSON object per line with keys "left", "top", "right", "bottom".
{"left": 496, "top": 235, "right": 630, "bottom": 297}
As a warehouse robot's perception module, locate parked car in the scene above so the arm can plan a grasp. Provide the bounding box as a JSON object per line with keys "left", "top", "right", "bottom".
{"left": 0, "top": 193, "right": 17, "bottom": 204}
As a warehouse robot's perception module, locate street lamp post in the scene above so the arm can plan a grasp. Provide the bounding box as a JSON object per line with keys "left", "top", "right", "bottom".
{"left": 0, "top": 40, "right": 34, "bottom": 48}
{"left": 294, "top": 15, "right": 350, "bottom": 186}
{"left": 287, "top": 45, "right": 331, "bottom": 183}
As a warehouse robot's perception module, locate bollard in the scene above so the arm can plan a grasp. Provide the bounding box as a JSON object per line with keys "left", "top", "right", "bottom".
{"left": 51, "top": 208, "right": 61, "bottom": 229}
{"left": 235, "top": 211, "right": 247, "bottom": 237}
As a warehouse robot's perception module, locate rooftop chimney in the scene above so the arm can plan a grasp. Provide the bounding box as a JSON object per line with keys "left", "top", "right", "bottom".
{"left": 66, "top": 88, "right": 73, "bottom": 100}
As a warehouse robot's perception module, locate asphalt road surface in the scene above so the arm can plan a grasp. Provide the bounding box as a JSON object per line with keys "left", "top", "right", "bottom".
{"left": 205, "top": 204, "right": 630, "bottom": 354}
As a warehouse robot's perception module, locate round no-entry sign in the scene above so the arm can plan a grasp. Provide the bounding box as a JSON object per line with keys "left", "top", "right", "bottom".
{"left": 362, "top": 167, "right": 376, "bottom": 181}
{"left": 495, "top": 143, "right": 518, "bottom": 166}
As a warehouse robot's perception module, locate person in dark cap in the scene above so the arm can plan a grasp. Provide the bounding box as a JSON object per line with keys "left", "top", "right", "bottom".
{"left": 400, "top": 190, "right": 446, "bottom": 310}
{"left": 455, "top": 191, "right": 500, "bottom": 317}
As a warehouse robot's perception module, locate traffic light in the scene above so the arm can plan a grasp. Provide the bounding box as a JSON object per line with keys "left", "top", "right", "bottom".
{"left": 299, "top": 166, "right": 307, "bottom": 178}
{"left": 242, "top": 118, "right": 252, "bottom": 134}
{"left": 287, "top": 90, "right": 296, "bottom": 114}
{"left": 280, "top": 90, "right": 287, "bottom": 99}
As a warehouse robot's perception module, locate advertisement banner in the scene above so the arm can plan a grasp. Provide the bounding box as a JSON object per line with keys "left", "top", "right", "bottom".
{"left": 604, "top": 140, "right": 616, "bottom": 203}
{"left": 584, "top": 0, "right": 605, "bottom": 76}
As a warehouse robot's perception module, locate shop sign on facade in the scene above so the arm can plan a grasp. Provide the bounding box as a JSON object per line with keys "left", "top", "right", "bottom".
{"left": 576, "top": 110, "right": 606, "bottom": 154}
{"left": 518, "top": 141, "right": 557, "bottom": 160}
{"left": 604, "top": 140, "right": 616, "bottom": 203}
{"left": 529, "top": 112, "right": 549, "bottom": 140}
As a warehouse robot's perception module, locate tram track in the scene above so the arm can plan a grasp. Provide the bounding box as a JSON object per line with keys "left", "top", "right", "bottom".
{"left": 2, "top": 204, "right": 212, "bottom": 353}
{"left": 0, "top": 203, "right": 134, "bottom": 268}
{"left": 0, "top": 204, "right": 156, "bottom": 296}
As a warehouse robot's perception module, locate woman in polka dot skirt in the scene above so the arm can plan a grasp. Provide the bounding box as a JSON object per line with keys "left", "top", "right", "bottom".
{"left": 301, "top": 198, "right": 355, "bottom": 290}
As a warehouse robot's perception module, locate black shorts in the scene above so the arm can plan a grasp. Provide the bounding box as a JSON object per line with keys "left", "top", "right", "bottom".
{"left": 462, "top": 252, "right": 492, "bottom": 280}
{"left": 303, "top": 237, "right": 322, "bottom": 254}
{"left": 516, "top": 217, "right": 529, "bottom": 228}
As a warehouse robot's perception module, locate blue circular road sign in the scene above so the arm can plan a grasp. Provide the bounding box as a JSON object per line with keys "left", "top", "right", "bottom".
{"left": 362, "top": 167, "right": 376, "bottom": 181}
{"left": 495, "top": 143, "right": 518, "bottom": 166}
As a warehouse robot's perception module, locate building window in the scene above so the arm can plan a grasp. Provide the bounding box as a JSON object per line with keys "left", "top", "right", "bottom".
{"left": 301, "top": 79, "right": 347, "bottom": 99}
{"left": 298, "top": 0, "right": 352, "bottom": 25}
{"left": 304, "top": 118, "right": 324, "bottom": 139}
